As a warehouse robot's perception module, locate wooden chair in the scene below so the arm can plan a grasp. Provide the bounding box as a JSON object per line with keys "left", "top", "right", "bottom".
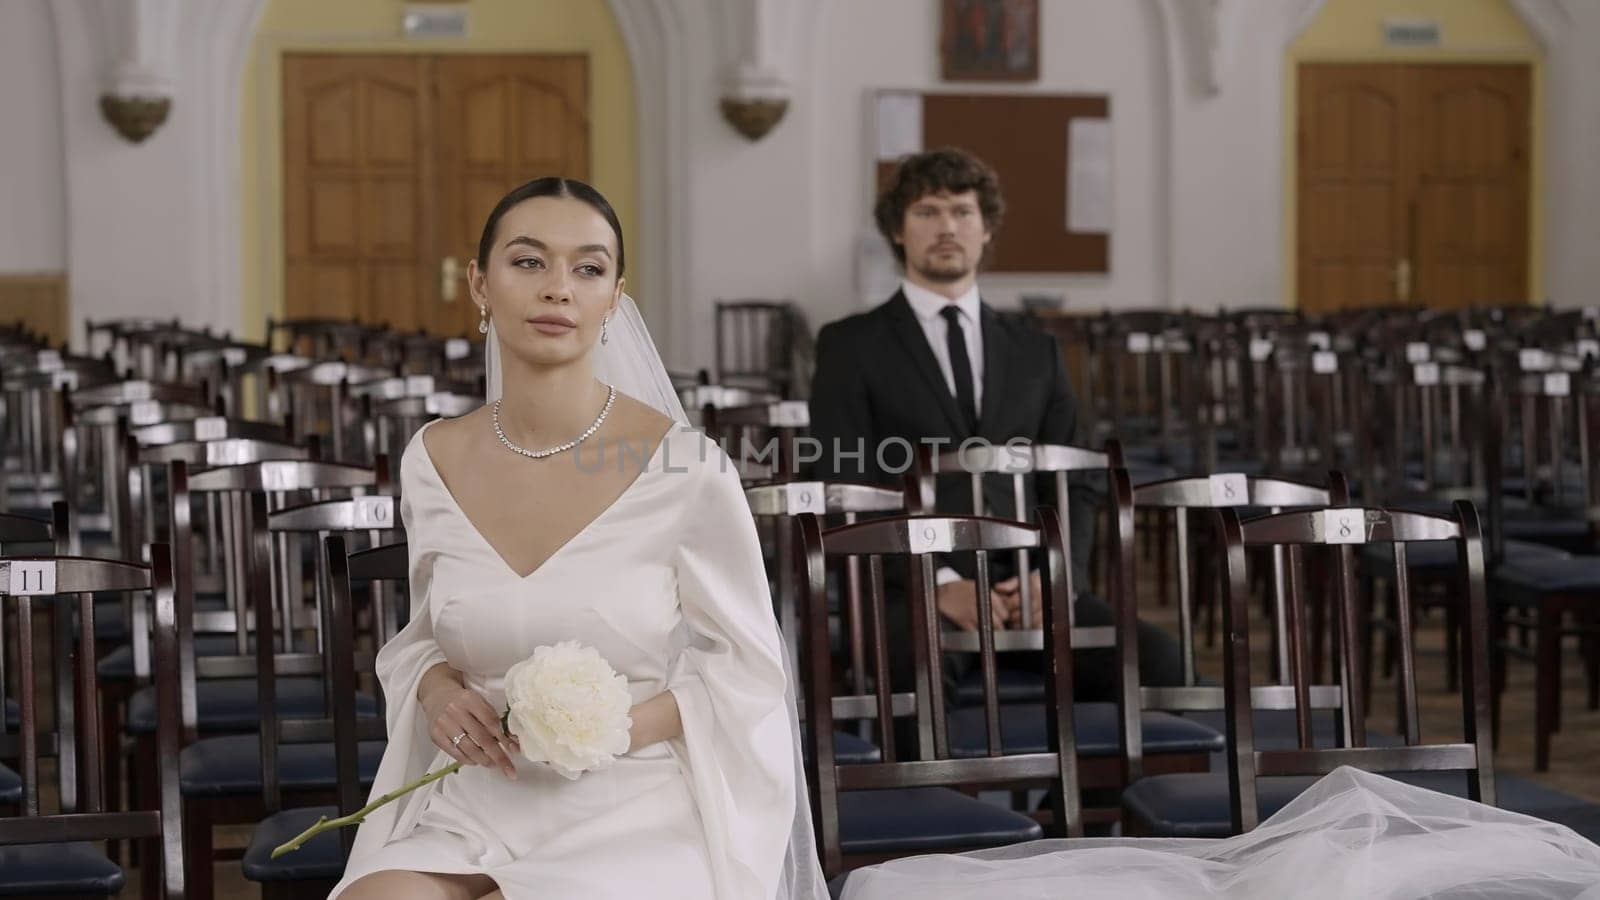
{"left": 714, "top": 300, "right": 803, "bottom": 398}
{"left": 917, "top": 441, "right": 1123, "bottom": 696}
{"left": 114, "top": 460, "right": 373, "bottom": 895}
{"left": 369, "top": 392, "right": 478, "bottom": 462}
{"left": 800, "top": 511, "right": 1079, "bottom": 883}
{"left": 711, "top": 401, "right": 811, "bottom": 481}
{"left": 1101, "top": 311, "right": 1182, "bottom": 459}
{"left": 1, "top": 372, "right": 97, "bottom": 512}
{"left": 165, "top": 342, "right": 273, "bottom": 416}
{"left": 745, "top": 480, "right": 907, "bottom": 767}
{"left": 144, "top": 475, "right": 380, "bottom": 900}
{"left": 932, "top": 466, "right": 1221, "bottom": 828}
{"left": 278, "top": 361, "right": 393, "bottom": 463}
{"left": 265, "top": 318, "right": 371, "bottom": 361}
{"left": 1489, "top": 367, "right": 1600, "bottom": 770}
{"left": 131, "top": 417, "right": 289, "bottom": 450}
{"left": 0, "top": 550, "right": 187, "bottom": 897}
{"left": 240, "top": 537, "right": 404, "bottom": 897}
{"left": 1122, "top": 501, "right": 1496, "bottom": 836}
{"left": 1130, "top": 472, "right": 1347, "bottom": 694}
{"left": 0, "top": 503, "right": 68, "bottom": 816}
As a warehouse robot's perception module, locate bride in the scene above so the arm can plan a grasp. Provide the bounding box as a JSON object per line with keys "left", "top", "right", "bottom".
{"left": 331, "top": 178, "right": 825, "bottom": 900}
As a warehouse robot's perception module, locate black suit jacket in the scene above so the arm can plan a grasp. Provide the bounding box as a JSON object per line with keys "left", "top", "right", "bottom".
{"left": 807, "top": 290, "right": 1101, "bottom": 587}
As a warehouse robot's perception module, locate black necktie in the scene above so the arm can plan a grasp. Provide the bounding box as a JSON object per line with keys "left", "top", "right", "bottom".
{"left": 941, "top": 305, "right": 978, "bottom": 433}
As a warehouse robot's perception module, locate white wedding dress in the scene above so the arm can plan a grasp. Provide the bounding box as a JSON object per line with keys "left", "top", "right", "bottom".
{"left": 329, "top": 420, "right": 797, "bottom": 899}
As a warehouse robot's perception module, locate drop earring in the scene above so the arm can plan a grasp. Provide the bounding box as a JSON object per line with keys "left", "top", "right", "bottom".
{"left": 601, "top": 314, "right": 610, "bottom": 345}
{"left": 478, "top": 306, "right": 489, "bottom": 335}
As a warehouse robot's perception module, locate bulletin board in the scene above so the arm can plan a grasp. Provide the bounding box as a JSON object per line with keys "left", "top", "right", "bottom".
{"left": 873, "top": 91, "right": 1112, "bottom": 274}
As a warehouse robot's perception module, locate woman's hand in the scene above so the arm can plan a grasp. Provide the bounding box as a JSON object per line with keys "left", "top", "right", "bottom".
{"left": 627, "top": 690, "right": 683, "bottom": 752}
{"left": 419, "top": 662, "right": 520, "bottom": 778}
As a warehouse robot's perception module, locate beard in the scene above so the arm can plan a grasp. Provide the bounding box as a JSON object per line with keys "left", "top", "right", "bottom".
{"left": 910, "top": 252, "right": 971, "bottom": 284}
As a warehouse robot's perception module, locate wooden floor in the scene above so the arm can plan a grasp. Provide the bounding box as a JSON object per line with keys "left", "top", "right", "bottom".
{"left": 114, "top": 560, "right": 1600, "bottom": 898}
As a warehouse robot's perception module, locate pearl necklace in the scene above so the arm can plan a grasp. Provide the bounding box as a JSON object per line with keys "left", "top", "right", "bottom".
{"left": 492, "top": 385, "right": 616, "bottom": 459}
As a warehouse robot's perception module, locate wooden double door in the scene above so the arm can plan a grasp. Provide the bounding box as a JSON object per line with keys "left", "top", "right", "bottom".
{"left": 283, "top": 54, "right": 589, "bottom": 337}
{"left": 1297, "top": 63, "right": 1531, "bottom": 312}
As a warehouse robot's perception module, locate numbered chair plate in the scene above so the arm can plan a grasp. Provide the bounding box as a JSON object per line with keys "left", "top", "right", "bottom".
{"left": 1208, "top": 474, "right": 1247, "bottom": 507}
{"left": 352, "top": 496, "right": 396, "bottom": 529}
{"left": 6, "top": 561, "right": 58, "bottom": 596}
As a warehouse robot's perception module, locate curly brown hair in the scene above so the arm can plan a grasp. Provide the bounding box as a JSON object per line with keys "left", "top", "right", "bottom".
{"left": 873, "top": 147, "right": 1005, "bottom": 266}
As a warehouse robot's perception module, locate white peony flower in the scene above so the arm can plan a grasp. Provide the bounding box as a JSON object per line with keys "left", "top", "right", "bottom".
{"left": 502, "top": 641, "right": 633, "bottom": 780}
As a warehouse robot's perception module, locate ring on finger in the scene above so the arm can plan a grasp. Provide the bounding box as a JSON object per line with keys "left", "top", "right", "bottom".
{"left": 451, "top": 730, "right": 470, "bottom": 748}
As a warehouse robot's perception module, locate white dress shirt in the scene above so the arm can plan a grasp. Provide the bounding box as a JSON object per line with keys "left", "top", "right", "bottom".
{"left": 901, "top": 279, "right": 984, "bottom": 414}
{"left": 902, "top": 280, "right": 984, "bottom": 588}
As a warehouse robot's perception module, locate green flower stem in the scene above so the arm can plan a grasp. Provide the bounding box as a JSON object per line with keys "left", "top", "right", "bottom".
{"left": 270, "top": 761, "right": 464, "bottom": 859}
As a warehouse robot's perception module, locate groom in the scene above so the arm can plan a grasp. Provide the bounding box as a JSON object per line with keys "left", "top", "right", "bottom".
{"left": 807, "top": 147, "right": 1182, "bottom": 702}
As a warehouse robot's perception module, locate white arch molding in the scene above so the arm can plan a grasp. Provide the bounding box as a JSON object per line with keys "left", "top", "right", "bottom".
{"left": 604, "top": 0, "right": 693, "bottom": 368}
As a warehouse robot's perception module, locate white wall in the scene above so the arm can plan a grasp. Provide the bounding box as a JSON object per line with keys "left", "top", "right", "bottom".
{"left": 805, "top": 0, "right": 1169, "bottom": 324}
{"left": 48, "top": 0, "right": 261, "bottom": 346}
{"left": 5, "top": 0, "right": 1596, "bottom": 363}
{"left": 1165, "top": 2, "right": 1306, "bottom": 311}
{"left": 1543, "top": 0, "right": 1600, "bottom": 308}
{"left": 0, "top": 1, "right": 65, "bottom": 273}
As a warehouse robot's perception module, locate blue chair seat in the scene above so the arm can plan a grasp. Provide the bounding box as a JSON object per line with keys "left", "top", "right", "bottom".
{"left": 838, "top": 787, "right": 1042, "bottom": 855}
{"left": 946, "top": 702, "right": 1223, "bottom": 759}
{"left": 98, "top": 632, "right": 311, "bottom": 681}
{"left": 88, "top": 592, "right": 228, "bottom": 645}
{"left": 242, "top": 805, "right": 348, "bottom": 883}
{"left": 0, "top": 762, "right": 19, "bottom": 806}
{"left": 180, "top": 734, "right": 386, "bottom": 797}
{"left": 801, "top": 728, "right": 882, "bottom": 765}
{"left": 1362, "top": 538, "right": 1569, "bottom": 571}
{"left": 832, "top": 731, "right": 881, "bottom": 765}
{"left": 127, "top": 677, "right": 377, "bottom": 735}
{"left": 1501, "top": 513, "right": 1592, "bottom": 546}
{"left": 1494, "top": 556, "right": 1600, "bottom": 598}
{"left": 0, "top": 842, "right": 124, "bottom": 895}
{"left": 951, "top": 666, "right": 1048, "bottom": 706}
{"left": 1122, "top": 772, "right": 1320, "bottom": 837}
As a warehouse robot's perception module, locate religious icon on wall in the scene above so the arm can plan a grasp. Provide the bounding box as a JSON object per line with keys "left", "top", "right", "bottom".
{"left": 940, "top": 0, "right": 1039, "bottom": 82}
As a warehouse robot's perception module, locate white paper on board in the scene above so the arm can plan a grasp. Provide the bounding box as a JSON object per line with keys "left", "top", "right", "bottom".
{"left": 875, "top": 92, "right": 923, "bottom": 160}
{"left": 1067, "top": 118, "right": 1112, "bottom": 234}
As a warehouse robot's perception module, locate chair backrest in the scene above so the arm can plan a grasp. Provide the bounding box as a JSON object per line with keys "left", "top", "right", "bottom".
{"left": 714, "top": 300, "right": 799, "bottom": 397}
{"left": 1131, "top": 472, "right": 1348, "bottom": 688}
{"left": 280, "top": 361, "right": 393, "bottom": 462}
{"left": 138, "top": 437, "right": 311, "bottom": 468}
{"left": 69, "top": 379, "right": 206, "bottom": 411}
{"left": 132, "top": 416, "right": 288, "bottom": 449}
{"left": 267, "top": 489, "right": 401, "bottom": 640}
{"left": 133, "top": 459, "right": 377, "bottom": 690}
{"left": 1102, "top": 311, "right": 1183, "bottom": 449}
{"left": 1216, "top": 502, "right": 1495, "bottom": 833}
{"left": 266, "top": 317, "right": 370, "bottom": 359}
{"left": 744, "top": 480, "right": 907, "bottom": 697}
{"left": 285, "top": 535, "right": 397, "bottom": 857}
{"left": 2, "top": 377, "right": 87, "bottom": 512}
{"left": 708, "top": 401, "right": 810, "bottom": 480}
{"left": 1385, "top": 358, "right": 1489, "bottom": 502}
{"left": 0, "top": 550, "right": 186, "bottom": 898}
{"left": 370, "top": 392, "right": 479, "bottom": 460}
{"left": 0, "top": 503, "right": 67, "bottom": 552}
{"left": 919, "top": 440, "right": 1123, "bottom": 628}
{"left": 798, "top": 510, "right": 1085, "bottom": 873}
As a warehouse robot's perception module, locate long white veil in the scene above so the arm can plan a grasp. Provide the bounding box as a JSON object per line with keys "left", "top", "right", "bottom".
{"left": 484, "top": 293, "right": 828, "bottom": 900}
{"left": 841, "top": 767, "right": 1600, "bottom": 899}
